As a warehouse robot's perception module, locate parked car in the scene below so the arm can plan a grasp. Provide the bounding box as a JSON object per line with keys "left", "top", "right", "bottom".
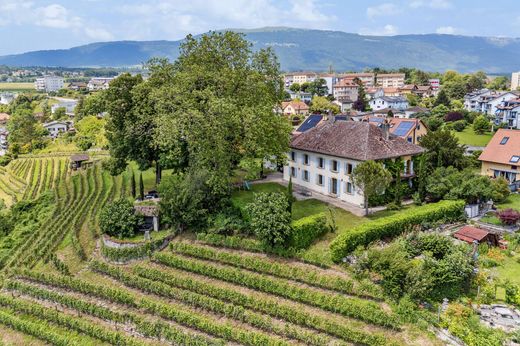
{"left": 144, "top": 190, "right": 159, "bottom": 200}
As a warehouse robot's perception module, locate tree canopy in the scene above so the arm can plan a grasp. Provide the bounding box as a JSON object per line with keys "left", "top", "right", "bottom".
{"left": 352, "top": 160, "right": 392, "bottom": 215}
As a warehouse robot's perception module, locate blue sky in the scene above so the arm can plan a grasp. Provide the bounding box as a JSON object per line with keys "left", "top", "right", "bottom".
{"left": 0, "top": 0, "right": 518, "bottom": 55}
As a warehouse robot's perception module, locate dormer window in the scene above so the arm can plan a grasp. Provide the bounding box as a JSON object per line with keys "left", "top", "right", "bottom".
{"left": 500, "top": 137, "right": 509, "bottom": 145}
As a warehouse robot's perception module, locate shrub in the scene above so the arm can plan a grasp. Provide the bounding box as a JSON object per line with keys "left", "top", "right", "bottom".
{"left": 99, "top": 198, "right": 142, "bottom": 238}
{"left": 330, "top": 200, "right": 465, "bottom": 262}
{"left": 452, "top": 120, "right": 466, "bottom": 132}
{"left": 385, "top": 202, "right": 401, "bottom": 211}
{"left": 473, "top": 115, "right": 491, "bottom": 134}
{"left": 497, "top": 209, "right": 520, "bottom": 225}
{"left": 246, "top": 192, "right": 292, "bottom": 247}
{"left": 289, "top": 213, "right": 327, "bottom": 249}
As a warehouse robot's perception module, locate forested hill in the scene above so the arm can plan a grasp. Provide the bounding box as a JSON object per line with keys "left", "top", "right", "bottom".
{"left": 1, "top": 27, "right": 520, "bottom": 73}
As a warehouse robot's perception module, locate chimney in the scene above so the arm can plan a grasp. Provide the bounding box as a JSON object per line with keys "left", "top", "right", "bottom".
{"left": 328, "top": 109, "right": 335, "bottom": 123}
{"left": 381, "top": 120, "right": 390, "bottom": 140}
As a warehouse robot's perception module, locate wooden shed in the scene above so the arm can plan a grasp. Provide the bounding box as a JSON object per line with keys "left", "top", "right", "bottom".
{"left": 453, "top": 226, "right": 500, "bottom": 246}
{"left": 70, "top": 154, "right": 90, "bottom": 170}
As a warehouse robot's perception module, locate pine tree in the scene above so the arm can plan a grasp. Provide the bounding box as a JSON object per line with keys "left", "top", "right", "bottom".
{"left": 139, "top": 172, "right": 144, "bottom": 200}
{"left": 131, "top": 171, "right": 136, "bottom": 198}
{"left": 434, "top": 89, "right": 450, "bottom": 107}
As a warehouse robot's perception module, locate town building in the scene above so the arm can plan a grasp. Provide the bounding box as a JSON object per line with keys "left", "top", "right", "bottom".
{"left": 67, "top": 82, "right": 88, "bottom": 91}
{"left": 284, "top": 72, "right": 317, "bottom": 87}
{"left": 280, "top": 100, "right": 309, "bottom": 116}
{"left": 369, "top": 96, "right": 409, "bottom": 111}
{"left": 0, "top": 113, "right": 10, "bottom": 125}
{"left": 87, "top": 77, "right": 114, "bottom": 91}
{"left": 332, "top": 78, "right": 358, "bottom": 103}
{"left": 512, "top": 72, "right": 520, "bottom": 91}
{"left": 318, "top": 73, "right": 338, "bottom": 95}
{"left": 43, "top": 120, "right": 71, "bottom": 138}
{"left": 287, "top": 90, "right": 312, "bottom": 103}
{"left": 337, "top": 73, "right": 375, "bottom": 87}
{"left": 51, "top": 100, "right": 78, "bottom": 117}
{"left": 479, "top": 129, "right": 520, "bottom": 191}
{"left": 34, "top": 76, "right": 64, "bottom": 92}
{"left": 464, "top": 89, "right": 519, "bottom": 115}
{"left": 494, "top": 98, "right": 520, "bottom": 129}
{"left": 284, "top": 119, "right": 424, "bottom": 206}
{"left": 366, "top": 117, "right": 427, "bottom": 144}
{"left": 376, "top": 73, "right": 405, "bottom": 88}
{"left": 0, "top": 92, "right": 16, "bottom": 105}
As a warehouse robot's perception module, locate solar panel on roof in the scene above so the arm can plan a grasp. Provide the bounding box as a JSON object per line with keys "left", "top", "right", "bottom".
{"left": 369, "top": 118, "right": 384, "bottom": 124}
{"left": 296, "top": 115, "right": 323, "bottom": 132}
{"left": 392, "top": 122, "right": 415, "bottom": 137}
{"left": 335, "top": 116, "right": 347, "bottom": 121}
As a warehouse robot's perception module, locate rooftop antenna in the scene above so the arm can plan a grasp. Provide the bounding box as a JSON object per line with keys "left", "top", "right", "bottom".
{"left": 328, "top": 64, "right": 333, "bottom": 74}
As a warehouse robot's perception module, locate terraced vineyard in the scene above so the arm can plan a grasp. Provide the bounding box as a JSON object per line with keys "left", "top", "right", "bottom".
{"left": 0, "top": 155, "right": 435, "bottom": 345}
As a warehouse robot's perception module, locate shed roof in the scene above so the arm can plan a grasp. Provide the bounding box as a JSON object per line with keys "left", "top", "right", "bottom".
{"left": 453, "top": 226, "right": 490, "bottom": 243}
{"left": 134, "top": 205, "right": 159, "bottom": 217}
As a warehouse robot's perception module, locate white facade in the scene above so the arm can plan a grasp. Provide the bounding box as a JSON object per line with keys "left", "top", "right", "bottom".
{"left": 51, "top": 101, "right": 78, "bottom": 115}
{"left": 512, "top": 72, "right": 520, "bottom": 91}
{"left": 43, "top": 121, "right": 70, "bottom": 138}
{"left": 283, "top": 150, "right": 365, "bottom": 206}
{"left": 87, "top": 77, "right": 114, "bottom": 91}
{"left": 377, "top": 74, "right": 405, "bottom": 88}
{"left": 369, "top": 96, "right": 409, "bottom": 111}
{"left": 34, "top": 76, "right": 64, "bottom": 92}
{"left": 0, "top": 93, "right": 15, "bottom": 105}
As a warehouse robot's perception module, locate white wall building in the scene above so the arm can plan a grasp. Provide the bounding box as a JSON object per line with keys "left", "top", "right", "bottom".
{"left": 376, "top": 73, "right": 405, "bottom": 88}
{"left": 369, "top": 96, "right": 409, "bottom": 111}
{"left": 0, "top": 92, "right": 16, "bottom": 105}
{"left": 34, "top": 76, "right": 64, "bottom": 92}
{"left": 87, "top": 77, "right": 114, "bottom": 91}
{"left": 43, "top": 121, "right": 71, "bottom": 138}
{"left": 284, "top": 120, "right": 424, "bottom": 207}
{"left": 512, "top": 72, "right": 520, "bottom": 91}
{"left": 51, "top": 101, "right": 78, "bottom": 116}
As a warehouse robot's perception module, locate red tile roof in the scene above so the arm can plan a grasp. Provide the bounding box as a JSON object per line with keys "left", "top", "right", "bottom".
{"left": 281, "top": 100, "right": 309, "bottom": 111}
{"left": 290, "top": 120, "right": 424, "bottom": 161}
{"left": 478, "top": 129, "right": 520, "bottom": 167}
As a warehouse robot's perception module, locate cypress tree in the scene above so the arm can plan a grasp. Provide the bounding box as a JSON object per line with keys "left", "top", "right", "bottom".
{"left": 131, "top": 171, "right": 136, "bottom": 198}
{"left": 139, "top": 172, "right": 145, "bottom": 200}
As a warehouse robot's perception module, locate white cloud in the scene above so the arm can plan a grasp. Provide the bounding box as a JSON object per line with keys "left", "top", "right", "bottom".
{"left": 35, "top": 4, "right": 82, "bottom": 29}
{"left": 84, "top": 27, "right": 114, "bottom": 41}
{"left": 410, "top": 0, "right": 452, "bottom": 9}
{"left": 366, "top": 3, "right": 401, "bottom": 19}
{"left": 118, "top": 0, "right": 336, "bottom": 41}
{"left": 436, "top": 26, "right": 455, "bottom": 34}
{"left": 360, "top": 24, "right": 398, "bottom": 36}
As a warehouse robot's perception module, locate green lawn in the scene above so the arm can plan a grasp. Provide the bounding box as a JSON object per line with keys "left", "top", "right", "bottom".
{"left": 497, "top": 194, "right": 520, "bottom": 210}
{"left": 453, "top": 128, "right": 493, "bottom": 147}
{"left": 0, "top": 82, "right": 35, "bottom": 91}
{"left": 231, "top": 182, "right": 372, "bottom": 266}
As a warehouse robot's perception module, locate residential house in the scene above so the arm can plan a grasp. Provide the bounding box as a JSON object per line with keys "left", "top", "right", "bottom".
{"left": 338, "top": 73, "right": 375, "bottom": 87}
{"left": 281, "top": 100, "right": 309, "bottom": 116}
{"left": 0, "top": 130, "right": 7, "bottom": 151}
{"left": 398, "top": 84, "right": 418, "bottom": 95}
{"left": 287, "top": 90, "right": 312, "bottom": 103}
{"left": 376, "top": 73, "right": 405, "bottom": 88}
{"left": 43, "top": 120, "right": 71, "bottom": 138}
{"left": 388, "top": 118, "right": 427, "bottom": 144}
{"left": 512, "top": 72, "right": 520, "bottom": 91}
{"left": 0, "top": 113, "right": 9, "bottom": 125}
{"left": 478, "top": 129, "right": 520, "bottom": 191}
{"left": 333, "top": 78, "right": 358, "bottom": 103}
{"left": 464, "top": 89, "right": 519, "bottom": 115}
{"left": 381, "top": 87, "right": 401, "bottom": 97}
{"left": 369, "top": 96, "right": 409, "bottom": 111}
{"left": 87, "top": 77, "right": 114, "bottom": 91}
{"left": 34, "top": 76, "right": 64, "bottom": 92}
{"left": 318, "top": 73, "right": 338, "bottom": 95}
{"left": 366, "top": 87, "right": 385, "bottom": 99}
{"left": 415, "top": 85, "right": 433, "bottom": 97}
{"left": 0, "top": 92, "right": 16, "bottom": 105}
{"left": 284, "top": 72, "right": 317, "bottom": 87}
{"left": 428, "top": 78, "right": 440, "bottom": 93}
{"left": 494, "top": 98, "right": 520, "bottom": 129}
{"left": 284, "top": 119, "right": 424, "bottom": 207}
{"left": 51, "top": 100, "right": 78, "bottom": 117}
{"left": 404, "top": 106, "right": 430, "bottom": 118}
{"left": 68, "top": 82, "right": 88, "bottom": 91}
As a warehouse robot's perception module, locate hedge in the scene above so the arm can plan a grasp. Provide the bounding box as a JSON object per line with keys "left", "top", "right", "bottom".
{"left": 330, "top": 200, "right": 465, "bottom": 262}
{"left": 289, "top": 212, "right": 327, "bottom": 249}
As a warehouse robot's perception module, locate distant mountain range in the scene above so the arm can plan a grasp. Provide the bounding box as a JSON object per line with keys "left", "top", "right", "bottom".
{"left": 1, "top": 27, "right": 520, "bottom": 73}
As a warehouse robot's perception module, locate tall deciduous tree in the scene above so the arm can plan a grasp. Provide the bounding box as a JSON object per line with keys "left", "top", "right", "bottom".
{"left": 309, "top": 96, "right": 339, "bottom": 114}
{"left": 153, "top": 32, "right": 291, "bottom": 198}
{"left": 352, "top": 160, "right": 392, "bottom": 215}
{"left": 434, "top": 89, "right": 450, "bottom": 107}
{"left": 419, "top": 129, "right": 467, "bottom": 169}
